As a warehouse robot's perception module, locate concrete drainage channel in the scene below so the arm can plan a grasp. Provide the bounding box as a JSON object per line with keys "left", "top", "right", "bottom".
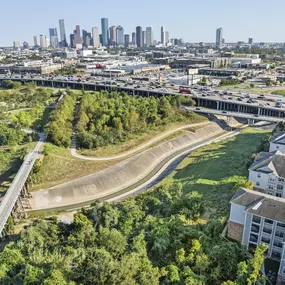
{"left": 28, "top": 129, "right": 240, "bottom": 215}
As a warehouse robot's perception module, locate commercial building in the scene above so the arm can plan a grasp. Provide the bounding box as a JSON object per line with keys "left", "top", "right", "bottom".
{"left": 33, "top": 36, "right": 38, "bottom": 47}
{"left": 101, "top": 18, "right": 109, "bottom": 46}
{"left": 59, "top": 19, "right": 67, "bottom": 47}
{"left": 136, "top": 26, "right": 143, "bottom": 48}
{"left": 248, "top": 151, "right": 285, "bottom": 198}
{"left": 132, "top": 32, "right": 136, "bottom": 46}
{"left": 161, "top": 26, "right": 165, "bottom": 45}
{"left": 13, "top": 41, "right": 20, "bottom": 49}
{"left": 116, "top": 26, "right": 124, "bottom": 46}
{"left": 49, "top": 28, "right": 58, "bottom": 47}
{"left": 109, "top": 26, "right": 116, "bottom": 46}
{"left": 165, "top": 31, "right": 169, "bottom": 45}
{"left": 92, "top": 26, "right": 100, "bottom": 48}
{"left": 198, "top": 67, "right": 241, "bottom": 77}
{"left": 249, "top": 38, "right": 254, "bottom": 45}
{"left": 82, "top": 30, "right": 91, "bottom": 47}
{"left": 228, "top": 188, "right": 285, "bottom": 284}
{"left": 146, "top": 27, "right": 153, "bottom": 46}
{"left": 39, "top": 34, "right": 47, "bottom": 48}
{"left": 170, "top": 57, "right": 231, "bottom": 69}
{"left": 142, "top": 31, "right": 146, "bottom": 47}
{"left": 73, "top": 25, "right": 83, "bottom": 49}
{"left": 216, "top": 28, "right": 223, "bottom": 48}
{"left": 270, "top": 132, "right": 285, "bottom": 153}
{"left": 0, "top": 62, "right": 62, "bottom": 74}
{"left": 124, "top": 34, "right": 130, "bottom": 47}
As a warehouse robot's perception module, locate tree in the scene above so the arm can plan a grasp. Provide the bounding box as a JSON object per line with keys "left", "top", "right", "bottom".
{"left": 250, "top": 83, "right": 255, "bottom": 88}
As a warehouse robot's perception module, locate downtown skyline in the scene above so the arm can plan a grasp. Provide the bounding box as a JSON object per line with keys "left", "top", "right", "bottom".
{"left": 1, "top": 0, "right": 285, "bottom": 46}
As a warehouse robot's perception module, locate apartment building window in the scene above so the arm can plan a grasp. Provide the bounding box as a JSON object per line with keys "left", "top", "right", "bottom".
{"left": 269, "top": 177, "right": 275, "bottom": 182}
{"left": 276, "top": 193, "right": 282, "bottom": 198}
{"left": 252, "top": 215, "right": 261, "bottom": 224}
{"left": 278, "top": 178, "right": 284, "bottom": 182}
{"left": 277, "top": 185, "right": 283, "bottom": 190}
{"left": 265, "top": 219, "right": 273, "bottom": 224}
{"left": 275, "top": 231, "right": 284, "bottom": 238}
{"left": 256, "top": 181, "right": 260, "bottom": 186}
{"left": 277, "top": 222, "right": 285, "bottom": 228}
{"left": 250, "top": 234, "right": 258, "bottom": 243}
{"left": 274, "top": 241, "right": 282, "bottom": 248}
{"left": 261, "top": 237, "right": 270, "bottom": 244}
{"left": 251, "top": 224, "right": 260, "bottom": 233}
{"left": 283, "top": 267, "right": 285, "bottom": 274}
{"left": 257, "top": 173, "right": 261, "bottom": 178}
{"left": 263, "top": 227, "right": 272, "bottom": 234}
{"left": 268, "top": 185, "right": 274, "bottom": 190}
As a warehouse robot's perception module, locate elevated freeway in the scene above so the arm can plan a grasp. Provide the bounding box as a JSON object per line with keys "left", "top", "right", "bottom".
{"left": 1, "top": 76, "right": 285, "bottom": 120}
{"left": 0, "top": 134, "right": 44, "bottom": 236}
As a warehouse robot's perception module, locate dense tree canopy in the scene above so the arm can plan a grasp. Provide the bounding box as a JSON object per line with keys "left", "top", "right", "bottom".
{"left": 77, "top": 91, "right": 196, "bottom": 149}
{"left": 0, "top": 181, "right": 266, "bottom": 285}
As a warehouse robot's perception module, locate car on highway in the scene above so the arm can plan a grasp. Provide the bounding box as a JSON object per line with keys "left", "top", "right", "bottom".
{"left": 222, "top": 111, "right": 227, "bottom": 114}
{"left": 196, "top": 108, "right": 201, "bottom": 110}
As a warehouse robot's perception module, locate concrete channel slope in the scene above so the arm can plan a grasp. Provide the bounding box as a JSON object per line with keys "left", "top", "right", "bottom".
{"left": 71, "top": 122, "right": 210, "bottom": 161}
{"left": 30, "top": 123, "right": 224, "bottom": 211}
{"left": 0, "top": 134, "right": 44, "bottom": 235}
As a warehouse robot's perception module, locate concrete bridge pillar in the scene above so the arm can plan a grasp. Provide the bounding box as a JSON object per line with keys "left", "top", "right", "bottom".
{"left": 217, "top": 101, "right": 220, "bottom": 110}
{"left": 258, "top": 108, "right": 261, "bottom": 116}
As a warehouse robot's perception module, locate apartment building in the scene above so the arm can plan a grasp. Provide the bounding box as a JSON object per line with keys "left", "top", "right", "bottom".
{"left": 270, "top": 132, "right": 285, "bottom": 153}
{"left": 248, "top": 151, "right": 285, "bottom": 198}
{"left": 228, "top": 188, "right": 285, "bottom": 284}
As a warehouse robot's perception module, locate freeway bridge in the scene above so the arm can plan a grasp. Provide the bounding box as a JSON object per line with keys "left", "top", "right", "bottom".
{"left": 184, "top": 107, "right": 284, "bottom": 123}
{"left": 1, "top": 77, "right": 285, "bottom": 120}
{"left": 0, "top": 134, "right": 44, "bottom": 237}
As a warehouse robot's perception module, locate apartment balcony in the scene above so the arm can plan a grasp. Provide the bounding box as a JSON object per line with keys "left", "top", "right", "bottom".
{"left": 251, "top": 225, "right": 260, "bottom": 233}
{"left": 263, "top": 228, "right": 272, "bottom": 235}
{"left": 252, "top": 216, "right": 261, "bottom": 224}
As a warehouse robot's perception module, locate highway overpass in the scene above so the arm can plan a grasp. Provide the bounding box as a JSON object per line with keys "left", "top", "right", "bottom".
{"left": 1, "top": 77, "right": 285, "bottom": 120}
{"left": 185, "top": 107, "right": 284, "bottom": 123}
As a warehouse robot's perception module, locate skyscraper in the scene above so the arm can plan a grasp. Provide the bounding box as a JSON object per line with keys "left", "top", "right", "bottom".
{"left": 136, "top": 26, "right": 142, "bottom": 48}
{"left": 92, "top": 26, "right": 100, "bottom": 48}
{"left": 132, "top": 32, "right": 136, "bottom": 45}
{"left": 124, "top": 34, "right": 130, "bottom": 47}
{"left": 165, "top": 31, "right": 169, "bottom": 45}
{"left": 82, "top": 30, "right": 91, "bottom": 47}
{"left": 49, "top": 28, "right": 58, "bottom": 48}
{"left": 70, "top": 34, "right": 75, "bottom": 48}
{"left": 59, "top": 19, "right": 67, "bottom": 47}
{"left": 13, "top": 41, "right": 20, "bottom": 48}
{"left": 33, "top": 36, "right": 38, "bottom": 46}
{"left": 40, "top": 34, "right": 47, "bottom": 48}
{"left": 248, "top": 38, "right": 253, "bottom": 45}
{"left": 116, "top": 26, "right": 124, "bottom": 46}
{"left": 161, "top": 26, "right": 165, "bottom": 45}
{"left": 109, "top": 25, "right": 117, "bottom": 46}
{"left": 146, "top": 27, "right": 153, "bottom": 46}
{"left": 101, "top": 18, "right": 109, "bottom": 46}
{"left": 142, "top": 31, "right": 146, "bottom": 47}
{"left": 74, "top": 25, "right": 83, "bottom": 47}
{"left": 216, "top": 28, "right": 223, "bottom": 48}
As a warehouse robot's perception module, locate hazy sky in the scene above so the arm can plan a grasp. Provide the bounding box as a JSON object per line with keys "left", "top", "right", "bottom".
{"left": 1, "top": 0, "right": 285, "bottom": 46}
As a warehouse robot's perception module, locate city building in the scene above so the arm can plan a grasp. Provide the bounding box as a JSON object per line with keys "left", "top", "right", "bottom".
{"left": 270, "top": 132, "right": 285, "bottom": 153}
{"left": 59, "top": 19, "right": 67, "bottom": 47}
{"left": 70, "top": 34, "right": 75, "bottom": 49}
{"left": 132, "top": 32, "right": 136, "bottom": 46}
{"left": 136, "top": 26, "right": 143, "bottom": 48}
{"left": 216, "top": 28, "right": 223, "bottom": 48}
{"left": 0, "top": 62, "right": 62, "bottom": 74}
{"left": 49, "top": 28, "right": 58, "bottom": 47}
{"left": 51, "top": 36, "right": 59, "bottom": 48}
{"left": 92, "top": 26, "right": 100, "bottom": 48}
{"left": 74, "top": 25, "right": 83, "bottom": 48}
{"left": 161, "top": 26, "right": 165, "bottom": 45}
{"left": 249, "top": 151, "right": 285, "bottom": 197}
{"left": 39, "top": 34, "right": 47, "bottom": 48}
{"left": 124, "top": 34, "right": 130, "bottom": 47}
{"left": 23, "top": 41, "right": 30, "bottom": 49}
{"left": 109, "top": 25, "right": 117, "bottom": 46}
{"left": 13, "top": 41, "right": 20, "bottom": 49}
{"left": 116, "top": 25, "right": 124, "bottom": 46}
{"left": 142, "top": 31, "right": 146, "bottom": 47}
{"left": 165, "top": 31, "right": 169, "bottom": 45}
{"left": 33, "top": 36, "right": 38, "bottom": 47}
{"left": 146, "top": 27, "right": 153, "bottom": 47}
{"left": 228, "top": 188, "right": 285, "bottom": 284}
{"left": 249, "top": 38, "right": 254, "bottom": 45}
{"left": 101, "top": 18, "right": 109, "bottom": 46}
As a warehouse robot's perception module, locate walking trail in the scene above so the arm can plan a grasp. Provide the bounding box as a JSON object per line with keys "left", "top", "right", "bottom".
{"left": 70, "top": 121, "right": 210, "bottom": 161}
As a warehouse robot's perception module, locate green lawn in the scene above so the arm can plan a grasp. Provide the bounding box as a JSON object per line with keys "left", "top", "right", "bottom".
{"left": 160, "top": 127, "right": 270, "bottom": 222}
{"left": 271, "top": 90, "right": 285, "bottom": 96}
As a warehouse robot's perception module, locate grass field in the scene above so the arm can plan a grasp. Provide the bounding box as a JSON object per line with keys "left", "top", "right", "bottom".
{"left": 158, "top": 127, "right": 270, "bottom": 222}
{"left": 30, "top": 143, "right": 122, "bottom": 191}
{"left": 271, "top": 90, "right": 285, "bottom": 96}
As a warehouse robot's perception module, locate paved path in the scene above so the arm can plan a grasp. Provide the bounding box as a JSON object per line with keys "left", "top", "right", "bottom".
{"left": 0, "top": 133, "right": 45, "bottom": 235}
{"left": 70, "top": 121, "right": 211, "bottom": 161}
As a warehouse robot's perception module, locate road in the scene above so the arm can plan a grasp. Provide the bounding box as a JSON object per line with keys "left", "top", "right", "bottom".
{"left": 0, "top": 134, "right": 44, "bottom": 235}
{"left": 71, "top": 121, "right": 211, "bottom": 161}
{"left": 185, "top": 107, "right": 284, "bottom": 123}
